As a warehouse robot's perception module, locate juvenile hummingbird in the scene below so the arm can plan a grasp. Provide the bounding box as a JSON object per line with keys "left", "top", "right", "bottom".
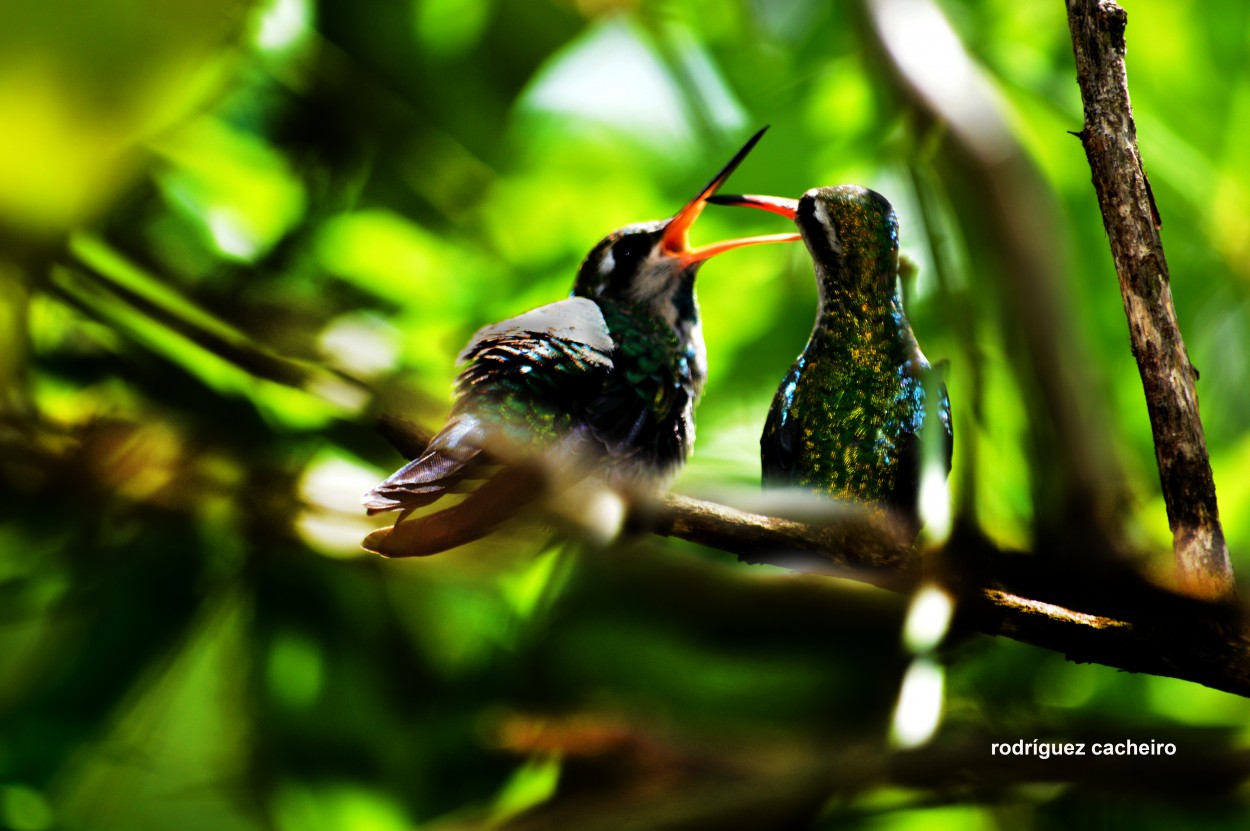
{"left": 362, "top": 130, "right": 799, "bottom": 556}
{"left": 711, "top": 186, "right": 952, "bottom": 537}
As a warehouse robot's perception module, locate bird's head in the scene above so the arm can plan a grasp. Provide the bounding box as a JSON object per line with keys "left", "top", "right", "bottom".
{"left": 710, "top": 185, "right": 900, "bottom": 305}
{"left": 572, "top": 128, "right": 799, "bottom": 329}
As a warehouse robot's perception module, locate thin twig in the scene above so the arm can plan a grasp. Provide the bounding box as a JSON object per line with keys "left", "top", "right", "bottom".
{"left": 1065, "top": 0, "right": 1234, "bottom": 598}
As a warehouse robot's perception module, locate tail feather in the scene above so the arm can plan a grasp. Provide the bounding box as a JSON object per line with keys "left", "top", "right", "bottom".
{"left": 362, "top": 415, "right": 486, "bottom": 514}
{"left": 363, "top": 462, "right": 548, "bottom": 556}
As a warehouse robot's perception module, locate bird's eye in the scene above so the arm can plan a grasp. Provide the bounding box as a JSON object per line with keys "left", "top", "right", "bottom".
{"left": 596, "top": 233, "right": 658, "bottom": 296}
{"left": 611, "top": 234, "right": 654, "bottom": 270}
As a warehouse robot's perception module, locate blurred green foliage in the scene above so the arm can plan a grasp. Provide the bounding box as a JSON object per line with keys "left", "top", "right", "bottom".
{"left": 2, "top": 0, "right": 1250, "bottom": 828}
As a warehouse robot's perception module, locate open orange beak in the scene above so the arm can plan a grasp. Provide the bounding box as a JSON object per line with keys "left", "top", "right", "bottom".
{"left": 661, "top": 128, "right": 800, "bottom": 264}
{"left": 705, "top": 193, "right": 800, "bottom": 220}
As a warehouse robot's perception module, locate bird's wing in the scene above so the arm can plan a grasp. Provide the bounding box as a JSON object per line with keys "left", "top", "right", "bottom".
{"left": 884, "top": 367, "right": 953, "bottom": 520}
{"left": 364, "top": 298, "right": 617, "bottom": 516}
{"left": 462, "top": 297, "right": 697, "bottom": 474}
{"left": 456, "top": 297, "right": 618, "bottom": 446}
{"left": 760, "top": 364, "right": 804, "bottom": 487}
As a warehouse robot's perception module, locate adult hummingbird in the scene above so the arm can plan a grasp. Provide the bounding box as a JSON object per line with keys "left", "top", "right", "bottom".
{"left": 362, "top": 129, "right": 799, "bottom": 556}
{"left": 711, "top": 186, "right": 952, "bottom": 537}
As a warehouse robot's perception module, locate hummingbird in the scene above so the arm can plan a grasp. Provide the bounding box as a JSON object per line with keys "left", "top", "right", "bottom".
{"left": 362, "top": 129, "right": 799, "bottom": 556}
{"left": 710, "top": 186, "right": 952, "bottom": 537}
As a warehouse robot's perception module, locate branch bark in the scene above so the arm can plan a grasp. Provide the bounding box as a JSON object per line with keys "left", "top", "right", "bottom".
{"left": 1065, "top": 0, "right": 1234, "bottom": 598}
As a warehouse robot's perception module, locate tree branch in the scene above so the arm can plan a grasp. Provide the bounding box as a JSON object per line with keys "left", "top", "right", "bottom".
{"left": 1065, "top": 0, "right": 1234, "bottom": 598}
{"left": 368, "top": 414, "right": 1250, "bottom": 698}
{"left": 649, "top": 498, "right": 1250, "bottom": 698}
{"left": 647, "top": 493, "right": 918, "bottom": 591}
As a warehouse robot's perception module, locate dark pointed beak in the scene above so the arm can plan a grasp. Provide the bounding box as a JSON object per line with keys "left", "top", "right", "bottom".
{"left": 661, "top": 128, "right": 800, "bottom": 264}
{"left": 706, "top": 193, "right": 800, "bottom": 220}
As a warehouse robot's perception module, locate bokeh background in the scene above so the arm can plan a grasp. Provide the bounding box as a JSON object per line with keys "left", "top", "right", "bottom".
{"left": 3, "top": 0, "right": 1250, "bottom": 828}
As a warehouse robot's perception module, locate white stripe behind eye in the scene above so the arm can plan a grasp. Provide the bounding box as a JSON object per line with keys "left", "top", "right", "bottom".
{"left": 599, "top": 249, "right": 615, "bottom": 276}
{"left": 813, "top": 199, "right": 839, "bottom": 250}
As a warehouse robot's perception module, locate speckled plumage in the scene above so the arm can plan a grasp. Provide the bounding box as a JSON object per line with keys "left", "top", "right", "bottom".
{"left": 760, "top": 186, "right": 952, "bottom": 531}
